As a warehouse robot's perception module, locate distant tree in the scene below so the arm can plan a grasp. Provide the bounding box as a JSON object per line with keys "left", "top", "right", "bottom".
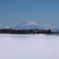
{"left": 47, "top": 29, "right": 51, "bottom": 34}
{"left": 29, "top": 29, "right": 35, "bottom": 33}
{"left": 35, "top": 29, "right": 39, "bottom": 33}
{"left": 41, "top": 29, "right": 45, "bottom": 33}
{"left": 0, "top": 28, "right": 53, "bottom": 34}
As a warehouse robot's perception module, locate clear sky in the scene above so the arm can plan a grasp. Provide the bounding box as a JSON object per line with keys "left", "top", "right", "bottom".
{"left": 0, "top": 0, "right": 59, "bottom": 29}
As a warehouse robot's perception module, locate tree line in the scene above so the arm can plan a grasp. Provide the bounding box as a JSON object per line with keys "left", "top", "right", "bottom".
{"left": 0, "top": 28, "right": 52, "bottom": 34}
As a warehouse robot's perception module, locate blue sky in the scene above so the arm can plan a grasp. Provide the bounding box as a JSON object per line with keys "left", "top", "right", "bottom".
{"left": 0, "top": 0, "right": 59, "bottom": 29}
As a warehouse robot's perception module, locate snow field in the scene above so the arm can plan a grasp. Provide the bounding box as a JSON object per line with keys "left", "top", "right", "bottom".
{"left": 0, "top": 34, "right": 59, "bottom": 59}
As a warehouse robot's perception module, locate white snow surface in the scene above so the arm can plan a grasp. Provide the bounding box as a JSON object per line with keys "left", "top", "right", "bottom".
{"left": 0, "top": 34, "right": 59, "bottom": 59}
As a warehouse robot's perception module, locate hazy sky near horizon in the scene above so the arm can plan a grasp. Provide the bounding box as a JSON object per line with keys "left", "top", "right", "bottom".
{"left": 0, "top": 0, "right": 59, "bottom": 29}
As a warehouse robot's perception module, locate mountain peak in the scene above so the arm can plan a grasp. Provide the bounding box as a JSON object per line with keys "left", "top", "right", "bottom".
{"left": 21, "top": 21, "right": 37, "bottom": 26}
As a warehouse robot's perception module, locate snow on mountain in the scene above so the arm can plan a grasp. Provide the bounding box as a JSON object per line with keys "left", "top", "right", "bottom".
{"left": 12, "top": 21, "right": 42, "bottom": 30}
{"left": 21, "top": 21, "right": 37, "bottom": 26}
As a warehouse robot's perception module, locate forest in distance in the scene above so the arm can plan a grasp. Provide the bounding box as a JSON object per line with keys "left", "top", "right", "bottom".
{"left": 0, "top": 28, "right": 58, "bottom": 34}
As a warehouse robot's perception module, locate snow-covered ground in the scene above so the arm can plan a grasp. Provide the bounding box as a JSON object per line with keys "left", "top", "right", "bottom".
{"left": 0, "top": 34, "right": 59, "bottom": 59}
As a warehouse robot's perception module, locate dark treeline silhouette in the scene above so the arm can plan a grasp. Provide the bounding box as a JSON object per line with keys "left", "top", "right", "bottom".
{"left": 0, "top": 28, "right": 53, "bottom": 34}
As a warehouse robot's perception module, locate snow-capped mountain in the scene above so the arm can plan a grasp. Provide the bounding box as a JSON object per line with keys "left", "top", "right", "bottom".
{"left": 12, "top": 21, "right": 42, "bottom": 30}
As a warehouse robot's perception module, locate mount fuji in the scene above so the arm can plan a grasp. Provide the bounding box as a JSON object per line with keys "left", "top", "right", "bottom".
{"left": 12, "top": 21, "right": 43, "bottom": 30}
